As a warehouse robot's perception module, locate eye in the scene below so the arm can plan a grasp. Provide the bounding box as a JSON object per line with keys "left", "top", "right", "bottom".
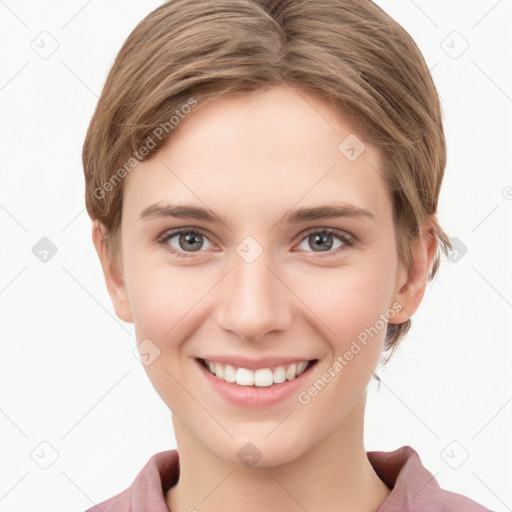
{"left": 157, "top": 227, "right": 355, "bottom": 258}
{"left": 158, "top": 228, "right": 214, "bottom": 258}
{"left": 295, "top": 228, "right": 354, "bottom": 256}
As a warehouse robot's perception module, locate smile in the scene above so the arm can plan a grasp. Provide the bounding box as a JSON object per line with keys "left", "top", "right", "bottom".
{"left": 199, "top": 358, "right": 318, "bottom": 387}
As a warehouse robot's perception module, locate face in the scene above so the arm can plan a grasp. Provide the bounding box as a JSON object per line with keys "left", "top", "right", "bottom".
{"left": 97, "top": 85, "right": 428, "bottom": 467}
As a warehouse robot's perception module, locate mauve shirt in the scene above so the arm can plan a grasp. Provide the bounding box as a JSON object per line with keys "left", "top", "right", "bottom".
{"left": 84, "top": 445, "right": 492, "bottom": 512}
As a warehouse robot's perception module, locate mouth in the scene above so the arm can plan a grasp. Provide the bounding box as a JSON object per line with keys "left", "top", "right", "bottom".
{"left": 196, "top": 357, "right": 319, "bottom": 388}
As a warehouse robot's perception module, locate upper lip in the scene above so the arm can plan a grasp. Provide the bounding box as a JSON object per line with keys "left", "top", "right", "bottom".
{"left": 197, "top": 356, "right": 317, "bottom": 371}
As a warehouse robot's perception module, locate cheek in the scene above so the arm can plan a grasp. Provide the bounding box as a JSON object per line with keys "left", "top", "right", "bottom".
{"left": 126, "top": 249, "right": 205, "bottom": 337}
{"left": 298, "top": 257, "right": 397, "bottom": 350}
{"left": 126, "top": 260, "right": 205, "bottom": 409}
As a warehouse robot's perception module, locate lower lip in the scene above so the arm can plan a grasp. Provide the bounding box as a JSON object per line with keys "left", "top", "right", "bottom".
{"left": 196, "top": 358, "right": 318, "bottom": 408}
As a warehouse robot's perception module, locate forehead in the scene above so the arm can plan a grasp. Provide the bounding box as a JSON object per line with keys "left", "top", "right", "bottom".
{"left": 122, "top": 85, "right": 392, "bottom": 228}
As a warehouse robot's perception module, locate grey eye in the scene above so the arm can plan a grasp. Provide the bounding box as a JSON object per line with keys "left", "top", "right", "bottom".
{"left": 297, "top": 232, "right": 346, "bottom": 253}
{"left": 167, "top": 231, "right": 213, "bottom": 252}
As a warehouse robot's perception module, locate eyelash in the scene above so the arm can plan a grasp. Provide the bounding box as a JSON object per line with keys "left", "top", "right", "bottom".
{"left": 157, "top": 227, "right": 355, "bottom": 259}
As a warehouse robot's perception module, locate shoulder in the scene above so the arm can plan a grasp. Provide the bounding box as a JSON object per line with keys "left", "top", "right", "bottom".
{"left": 368, "top": 445, "right": 493, "bottom": 512}
{"left": 84, "top": 487, "right": 131, "bottom": 512}
{"left": 83, "top": 449, "right": 179, "bottom": 512}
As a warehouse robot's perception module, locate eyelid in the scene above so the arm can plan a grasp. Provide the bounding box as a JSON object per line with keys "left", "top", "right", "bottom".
{"left": 296, "top": 226, "right": 355, "bottom": 244}
{"left": 292, "top": 227, "right": 355, "bottom": 257}
{"left": 156, "top": 227, "right": 216, "bottom": 258}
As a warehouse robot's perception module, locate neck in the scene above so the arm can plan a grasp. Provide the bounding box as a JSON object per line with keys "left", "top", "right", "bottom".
{"left": 166, "top": 394, "right": 390, "bottom": 512}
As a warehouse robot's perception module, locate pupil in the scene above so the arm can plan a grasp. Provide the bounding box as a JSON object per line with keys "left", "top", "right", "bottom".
{"left": 181, "top": 233, "right": 202, "bottom": 251}
{"left": 312, "top": 233, "right": 333, "bottom": 252}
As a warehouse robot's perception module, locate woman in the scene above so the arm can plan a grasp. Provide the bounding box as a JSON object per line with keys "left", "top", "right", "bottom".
{"left": 82, "top": 1, "right": 493, "bottom": 510}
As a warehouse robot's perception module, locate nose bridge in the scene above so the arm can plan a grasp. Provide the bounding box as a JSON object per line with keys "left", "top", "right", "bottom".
{"left": 216, "top": 244, "right": 292, "bottom": 341}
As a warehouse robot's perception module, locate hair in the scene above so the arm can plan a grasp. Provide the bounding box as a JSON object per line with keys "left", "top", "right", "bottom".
{"left": 82, "top": 0, "right": 452, "bottom": 363}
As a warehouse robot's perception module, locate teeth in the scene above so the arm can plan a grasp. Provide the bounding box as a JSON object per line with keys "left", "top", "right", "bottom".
{"left": 214, "top": 362, "right": 224, "bottom": 380}
{"left": 224, "top": 364, "right": 236, "bottom": 383}
{"left": 273, "top": 366, "right": 286, "bottom": 384}
{"left": 286, "top": 363, "right": 296, "bottom": 380}
{"left": 297, "top": 361, "right": 308, "bottom": 374}
{"left": 253, "top": 369, "right": 273, "bottom": 387}
{"left": 236, "top": 368, "right": 254, "bottom": 386}
{"left": 204, "top": 359, "right": 312, "bottom": 387}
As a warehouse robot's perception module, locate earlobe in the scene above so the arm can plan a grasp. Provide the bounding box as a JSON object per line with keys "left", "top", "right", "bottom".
{"left": 390, "top": 223, "right": 438, "bottom": 325}
{"left": 91, "top": 221, "right": 134, "bottom": 324}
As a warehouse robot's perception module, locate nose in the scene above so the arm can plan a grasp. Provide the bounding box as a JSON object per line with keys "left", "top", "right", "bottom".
{"left": 215, "top": 248, "right": 293, "bottom": 342}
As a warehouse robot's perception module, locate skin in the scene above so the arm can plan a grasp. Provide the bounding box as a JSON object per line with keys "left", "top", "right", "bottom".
{"left": 93, "top": 84, "right": 437, "bottom": 512}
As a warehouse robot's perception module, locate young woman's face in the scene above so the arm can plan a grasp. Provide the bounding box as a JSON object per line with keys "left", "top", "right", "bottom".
{"left": 115, "top": 85, "right": 411, "bottom": 466}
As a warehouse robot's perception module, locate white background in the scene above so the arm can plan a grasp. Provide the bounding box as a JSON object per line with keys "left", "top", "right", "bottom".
{"left": 0, "top": 1, "right": 511, "bottom": 511}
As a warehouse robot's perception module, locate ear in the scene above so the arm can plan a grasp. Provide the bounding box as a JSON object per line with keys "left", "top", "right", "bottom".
{"left": 390, "top": 221, "right": 438, "bottom": 324}
{"left": 92, "top": 221, "right": 134, "bottom": 324}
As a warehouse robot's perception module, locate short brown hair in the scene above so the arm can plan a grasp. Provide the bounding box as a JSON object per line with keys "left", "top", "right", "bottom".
{"left": 82, "top": 0, "right": 452, "bottom": 359}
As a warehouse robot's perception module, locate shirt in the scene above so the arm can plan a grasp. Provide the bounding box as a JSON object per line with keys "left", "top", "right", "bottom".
{"left": 84, "top": 445, "right": 493, "bottom": 511}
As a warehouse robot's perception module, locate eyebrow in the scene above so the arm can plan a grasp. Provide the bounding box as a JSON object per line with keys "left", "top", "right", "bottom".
{"left": 139, "top": 202, "right": 375, "bottom": 225}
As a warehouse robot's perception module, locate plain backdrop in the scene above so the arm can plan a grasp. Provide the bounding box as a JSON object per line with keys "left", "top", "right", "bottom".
{"left": 0, "top": 1, "right": 511, "bottom": 511}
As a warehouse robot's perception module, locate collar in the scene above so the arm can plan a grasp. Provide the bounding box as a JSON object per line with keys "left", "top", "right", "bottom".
{"left": 88, "top": 445, "right": 491, "bottom": 511}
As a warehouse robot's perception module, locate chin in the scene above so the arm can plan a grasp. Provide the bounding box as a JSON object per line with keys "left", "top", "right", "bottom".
{"left": 211, "top": 434, "right": 309, "bottom": 469}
